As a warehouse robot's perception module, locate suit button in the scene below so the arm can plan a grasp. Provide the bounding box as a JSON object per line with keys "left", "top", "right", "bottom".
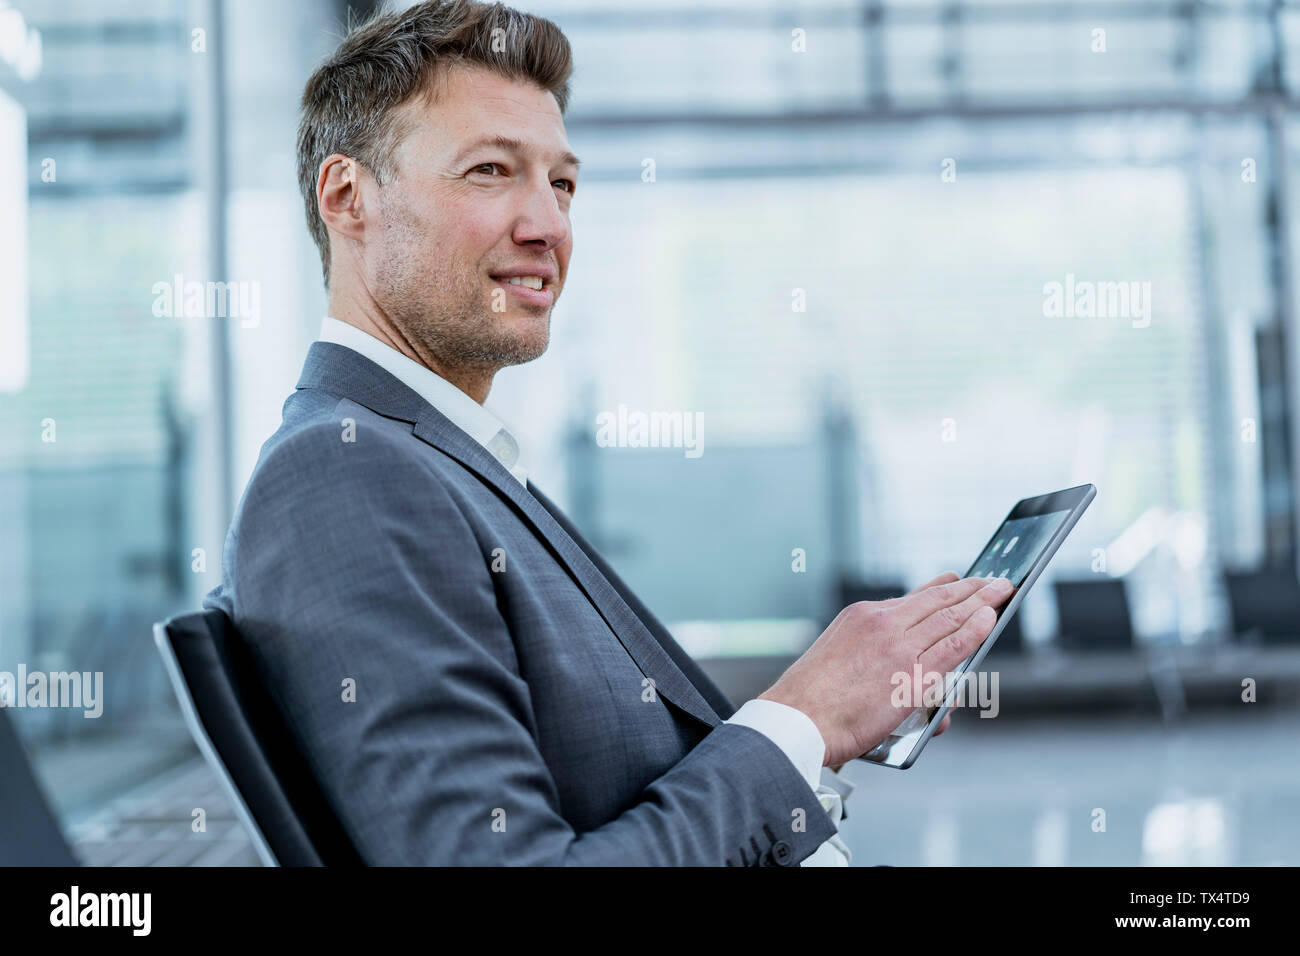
{"left": 770, "top": 840, "right": 794, "bottom": 866}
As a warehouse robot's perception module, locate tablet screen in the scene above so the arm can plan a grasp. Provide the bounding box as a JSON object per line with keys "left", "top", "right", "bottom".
{"left": 966, "top": 509, "right": 1072, "bottom": 586}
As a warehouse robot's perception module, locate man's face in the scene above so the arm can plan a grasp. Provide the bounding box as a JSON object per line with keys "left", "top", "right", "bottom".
{"left": 362, "top": 64, "right": 577, "bottom": 370}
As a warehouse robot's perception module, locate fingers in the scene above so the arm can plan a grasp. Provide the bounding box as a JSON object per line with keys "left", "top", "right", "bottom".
{"left": 918, "top": 603, "right": 1001, "bottom": 676}
{"left": 933, "top": 712, "right": 952, "bottom": 736}
{"left": 839, "top": 571, "right": 959, "bottom": 617}
{"left": 893, "top": 575, "right": 995, "bottom": 630}
{"left": 908, "top": 577, "right": 1015, "bottom": 649}
{"left": 906, "top": 571, "right": 959, "bottom": 596}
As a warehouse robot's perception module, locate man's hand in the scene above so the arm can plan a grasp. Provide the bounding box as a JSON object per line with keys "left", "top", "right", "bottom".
{"left": 915, "top": 572, "right": 956, "bottom": 740}
{"left": 824, "top": 573, "right": 960, "bottom": 772}
{"left": 908, "top": 571, "right": 960, "bottom": 595}
{"left": 761, "top": 572, "right": 1013, "bottom": 768}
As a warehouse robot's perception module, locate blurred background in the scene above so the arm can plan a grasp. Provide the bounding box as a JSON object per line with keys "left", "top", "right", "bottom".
{"left": 1, "top": 0, "right": 1298, "bottom": 865}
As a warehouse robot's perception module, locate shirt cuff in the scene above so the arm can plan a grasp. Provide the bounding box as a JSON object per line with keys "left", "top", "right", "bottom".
{"left": 820, "top": 765, "right": 856, "bottom": 820}
{"left": 820, "top": 765, "right": 856, "bottom": 801}
{"left": 725, "top": 698, "right": 826, "bottom": 793}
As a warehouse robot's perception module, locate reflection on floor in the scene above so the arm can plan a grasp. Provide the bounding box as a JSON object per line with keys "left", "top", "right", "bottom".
{"left": 66, "top": 758, "right": 258, "bottom": 867}
{"left": 836, "top": 707, "right": 1300, "bottom": 866}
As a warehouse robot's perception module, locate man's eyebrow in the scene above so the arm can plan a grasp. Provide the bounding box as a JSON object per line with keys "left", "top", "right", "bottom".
{"left": 452, "top": 134, "right": 581, "bottom": 172}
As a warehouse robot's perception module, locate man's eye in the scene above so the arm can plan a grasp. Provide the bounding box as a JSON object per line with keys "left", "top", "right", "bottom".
{"left": 471, "top": 163, "right": 501, "bottom": 176}
{"left": 553, "top": 179, "right": 575, "bottom": 193}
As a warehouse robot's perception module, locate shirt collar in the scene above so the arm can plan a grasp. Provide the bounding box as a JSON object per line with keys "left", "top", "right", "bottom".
{"left": 316, "top": 316, "right": 527, "bottom": 487}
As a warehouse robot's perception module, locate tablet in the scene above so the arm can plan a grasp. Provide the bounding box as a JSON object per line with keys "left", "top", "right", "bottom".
{"left": 859, "top": 483, "right": 1096, "bottom": 769}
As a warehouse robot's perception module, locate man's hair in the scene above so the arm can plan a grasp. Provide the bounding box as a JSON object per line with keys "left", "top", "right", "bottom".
{"left": 296, "top": 0, "right": 573, "bottom": 286}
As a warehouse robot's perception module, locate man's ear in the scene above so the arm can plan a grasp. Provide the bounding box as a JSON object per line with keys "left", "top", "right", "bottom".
{"left": 317, "top": 154, "right": 369, "bottom": 244}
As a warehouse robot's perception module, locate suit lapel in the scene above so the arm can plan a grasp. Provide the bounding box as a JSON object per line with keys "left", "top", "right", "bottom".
{"left": 526, "top": 483, "right": 737, "bottom": 721}
{"left": 296, "top": 342, "right": 723, "bottom": 731}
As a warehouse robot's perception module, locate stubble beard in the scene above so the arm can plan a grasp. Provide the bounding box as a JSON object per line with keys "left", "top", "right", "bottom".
{"left": 375, "top": 209, "right": 552, "bottom": 373}
{"left": 398, "top": 285, "right": 551, "bottom": 371}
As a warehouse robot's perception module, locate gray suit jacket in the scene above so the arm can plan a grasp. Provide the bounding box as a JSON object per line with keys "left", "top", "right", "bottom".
{"left": 203, "top": 341, "right": 837, "bottom": 865}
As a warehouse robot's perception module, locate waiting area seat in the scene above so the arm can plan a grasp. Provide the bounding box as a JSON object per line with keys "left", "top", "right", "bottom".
{"left": 152, "top": 609, "right": 363, "bottom": 866}
{"left": 1053, "top": 578, "right": 1135, "bottom": 652}
{"left": 1223, "top": 568, "right": 1300, "bottom": 645}
{"left": 0, "top": 706, "right": 79, "bottom": 866}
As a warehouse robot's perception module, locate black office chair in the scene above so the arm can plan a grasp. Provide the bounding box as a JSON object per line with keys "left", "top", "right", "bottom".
{"left": 1053, "top": 578, "right": 1135, "bottom": 651}
{"left": 0, "top": 706, "right": 79, "bottom": 866}
{"left": 153, "top": 609, "right": 362, "bottom": 866}
{"left": 1223, "top": 568, "right": 1300, "bottom": 644}
{"left": 982, "top": 606, "right": 1025, "bottom": 657}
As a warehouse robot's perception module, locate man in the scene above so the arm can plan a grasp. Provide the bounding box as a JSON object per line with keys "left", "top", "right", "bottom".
{"left": 204, "top": 0, "right": 1012, "bottom": 866}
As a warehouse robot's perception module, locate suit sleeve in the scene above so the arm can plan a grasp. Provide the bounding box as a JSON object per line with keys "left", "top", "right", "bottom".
{"left": 213, "top": 417, "right": 838, "bottom": 865}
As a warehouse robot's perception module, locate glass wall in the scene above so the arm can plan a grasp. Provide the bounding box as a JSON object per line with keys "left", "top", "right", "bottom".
{"left": 1, "top": 0, "right": 206, "bottom": 818}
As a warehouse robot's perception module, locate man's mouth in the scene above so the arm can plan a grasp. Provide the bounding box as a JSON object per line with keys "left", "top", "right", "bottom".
{"left": 498, "top": 275, "right": 544, "bottom": 291}
{"left": 489, "top": 273, "right": 555, "bottom": 306}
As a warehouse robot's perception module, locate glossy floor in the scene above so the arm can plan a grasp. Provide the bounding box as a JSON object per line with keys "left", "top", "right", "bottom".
{"left": 59, "top": 707, "right": 1298, "bottom": 866}
{"left": 836, "top": 707, "right": 1300, "bottom": 866}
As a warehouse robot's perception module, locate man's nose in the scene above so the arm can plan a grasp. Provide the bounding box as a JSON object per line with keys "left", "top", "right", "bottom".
{"left": 513, "top": 180, "right": 570, "bottom": 250}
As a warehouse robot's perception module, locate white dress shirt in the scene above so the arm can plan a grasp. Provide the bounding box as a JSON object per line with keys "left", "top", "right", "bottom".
{"left": 318, "top": 316, "right": 528, "bottom": 486}
{"left": 316, "top": 315, "right": 853, "bottom": 865}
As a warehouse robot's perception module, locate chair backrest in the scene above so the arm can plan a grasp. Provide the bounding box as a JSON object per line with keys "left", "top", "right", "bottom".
{"left": 0, "top": 705, "right": 79, "bottom": 866}
{"left": 982, "top": 605, "right": 1025, "bottom": 656}
{"left": 1224, "top": 568, "right": 1300, "bottom": 643}
{"left": 153, "top": 609, "right": 363, "bottom": 866}
{"left": 1053, "top": 578, "right": 1135, "bottom": 651}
